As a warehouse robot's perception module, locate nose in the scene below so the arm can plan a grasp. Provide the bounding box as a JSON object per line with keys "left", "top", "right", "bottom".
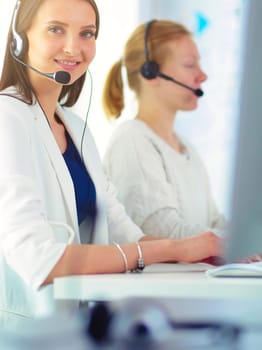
{"left": 63, "top": 34, "right": 81, "bottom": 56}
{"left": 198, "top": 68, "right": 208, "bottom": 83}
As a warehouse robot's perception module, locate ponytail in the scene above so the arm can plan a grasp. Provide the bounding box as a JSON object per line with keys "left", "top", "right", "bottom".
{"left": 102, "top": 59, "right": 124, "bottom": 119}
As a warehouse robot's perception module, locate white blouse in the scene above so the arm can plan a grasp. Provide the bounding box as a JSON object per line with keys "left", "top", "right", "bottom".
{"left": 103, "top": 119, "right": 226, "bottom": 239}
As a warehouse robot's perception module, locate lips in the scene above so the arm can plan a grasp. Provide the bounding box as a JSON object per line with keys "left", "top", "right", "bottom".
{"left": 55, "top": 59, "right": 80, "bottom": 71}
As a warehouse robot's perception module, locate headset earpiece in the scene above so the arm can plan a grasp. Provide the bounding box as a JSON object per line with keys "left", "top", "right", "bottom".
{"left": 11, "top": 31, "right": 28, "bottom": 59}
{"left": 140, "top": 20, "right": 160, "bottom": 80}
{"left": 140, "top": 60, "right": 159, "bottom": 80}
{"left": 10, "top": 0, "right": 28, "bottom": 58}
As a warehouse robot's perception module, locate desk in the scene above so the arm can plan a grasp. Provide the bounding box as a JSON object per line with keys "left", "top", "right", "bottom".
{"left": 54, "top": 263, "right": 262, "bottom": 302}
{"left": 53, "top": 263, "right": 262, "bottom": 346}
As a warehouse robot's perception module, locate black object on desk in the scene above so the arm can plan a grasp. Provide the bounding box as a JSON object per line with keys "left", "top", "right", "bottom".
{"left": 83, "top": 298, "right": 240, "bottom": 349}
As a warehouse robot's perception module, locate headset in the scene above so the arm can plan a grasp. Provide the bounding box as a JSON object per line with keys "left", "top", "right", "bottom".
{"left": 140, "top": 20, "right": 204, "bottom": 97}
{"left": 140, "top": 20, "right": 160, "bottom": 80}
{"left": 10, "top": 0, "right": 28, "bottom": 59}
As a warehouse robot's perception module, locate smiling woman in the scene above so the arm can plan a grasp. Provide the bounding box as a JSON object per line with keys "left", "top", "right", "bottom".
{"left": 0, "top": 0, "right": 223, "bottom": 328}
{"left": 25, "top": 0, "right": 97, "bottom": 87}
{"left": 0, "top": 0, "right": 99, "bottom": 106}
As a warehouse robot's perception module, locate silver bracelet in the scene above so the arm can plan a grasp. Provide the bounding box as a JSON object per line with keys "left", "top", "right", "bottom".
{"left": 113, "top": 242, "right": 128, "bottom": 273}
{"left": 131, "top": 242, "right": 145, "bottom": 273}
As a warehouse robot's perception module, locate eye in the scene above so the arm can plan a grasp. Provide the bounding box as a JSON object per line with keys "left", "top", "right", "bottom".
{"left": 48, "top": 26, "right": 64, "bottom": 34}
{"left": 184, "top": 63, "right": 196, "bottom": 69}
{"left": 81, "top": 30, "right": 96, "bottom": 39}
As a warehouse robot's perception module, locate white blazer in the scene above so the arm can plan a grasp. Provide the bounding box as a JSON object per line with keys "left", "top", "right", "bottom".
{"left": 0, "top": 88, "right": 143, "bottom": 327}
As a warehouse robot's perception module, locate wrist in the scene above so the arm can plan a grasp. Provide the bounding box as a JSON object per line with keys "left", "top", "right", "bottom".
{"left": 131, "top": 242, "right": 145, "bottom": 272}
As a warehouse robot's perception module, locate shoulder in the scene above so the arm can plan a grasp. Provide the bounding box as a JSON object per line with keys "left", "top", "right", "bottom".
{"left": 0, "top": 87, "right": 29, "bottom": 108}
{"left": 104, "top": 119, "right": 164, "bottom": 166}
{"left": 0, "top": 87, "right": 35, "bottom": 130}
{"left": 108, "top": 119, "right": 154, "bottom": 147}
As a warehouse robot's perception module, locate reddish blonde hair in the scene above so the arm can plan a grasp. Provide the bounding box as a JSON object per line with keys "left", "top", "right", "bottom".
{"left": 102, "top": 19, "right": 191, "bottom": 119}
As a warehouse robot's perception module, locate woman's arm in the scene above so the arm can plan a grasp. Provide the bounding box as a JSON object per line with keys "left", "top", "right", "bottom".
{"left": 45, "top": 231, "right": 223, "bottom": 285}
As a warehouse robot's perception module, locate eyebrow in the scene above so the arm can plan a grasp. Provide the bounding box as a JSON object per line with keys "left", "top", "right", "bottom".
{"left": 45, "top": 20, "right": 96, "bottom": 31}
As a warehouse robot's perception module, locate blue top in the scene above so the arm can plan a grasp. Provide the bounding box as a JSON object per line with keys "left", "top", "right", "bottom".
{"left": 63, "top": 131, "right": 96, "bottom": 225}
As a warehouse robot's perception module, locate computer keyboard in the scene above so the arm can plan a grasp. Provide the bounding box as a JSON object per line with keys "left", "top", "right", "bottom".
{"left": 206, "top": 261, "right": 262, "bottom": 277}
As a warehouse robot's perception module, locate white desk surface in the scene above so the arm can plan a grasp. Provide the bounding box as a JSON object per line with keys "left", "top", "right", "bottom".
{"left": 53, "top": 263, "right": 262, "bottom": 302}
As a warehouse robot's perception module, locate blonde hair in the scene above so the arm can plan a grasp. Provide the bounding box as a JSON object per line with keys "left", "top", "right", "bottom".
{"left": 102, "top": 19, "right": 190, "bottom": 119}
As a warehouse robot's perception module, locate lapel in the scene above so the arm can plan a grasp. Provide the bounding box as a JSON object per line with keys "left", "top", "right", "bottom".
{"left": 56, "top": 105, "right": 109, "bottom": 244}
{"left": 30, "top": 102, "right": 79, "bottom": 236}
{"left": 56, "top": 105, "right": 105, "bottom": 198}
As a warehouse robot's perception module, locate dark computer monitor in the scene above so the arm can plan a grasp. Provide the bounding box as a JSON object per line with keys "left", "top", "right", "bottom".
{"left": 226, "top": 0, "right": 262, "bottom": 261}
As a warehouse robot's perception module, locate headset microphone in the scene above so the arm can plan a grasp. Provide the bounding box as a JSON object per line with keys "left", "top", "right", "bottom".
{"left": 140, "top": 20, "right": 204, "bottom": 98}
{"left": 158, "top": 72, "right": 203, "bottom": 97}
{"left": 10, "top": 0, "right": 70, "bottom": 85}
{"left": 10, "top": 48, "right": 71, "bottom": 84}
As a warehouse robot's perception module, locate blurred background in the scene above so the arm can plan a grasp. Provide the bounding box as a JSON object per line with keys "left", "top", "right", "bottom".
{"left": 0, "top": 0, "right": 246, "bottom": 218}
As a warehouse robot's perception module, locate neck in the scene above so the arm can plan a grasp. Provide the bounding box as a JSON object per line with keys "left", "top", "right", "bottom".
{"left": 36, "top": 95, "right": 67, "bottom": 153}
{"left": 137, "top": 108, "right": 175, "bottom": 136}
{"left": 136, "top": 113, "right": 186, "bottom": 153}
{"left": 30, "top": 73, "right": 63, "bottom": 122}
{"left": 36, "top": 91, "right": 61, "bottom": 125}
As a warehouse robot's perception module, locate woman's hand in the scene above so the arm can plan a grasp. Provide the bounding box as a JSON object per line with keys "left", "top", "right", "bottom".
{"left": 171, "top": 231, "right": 224, "bottom": 263}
